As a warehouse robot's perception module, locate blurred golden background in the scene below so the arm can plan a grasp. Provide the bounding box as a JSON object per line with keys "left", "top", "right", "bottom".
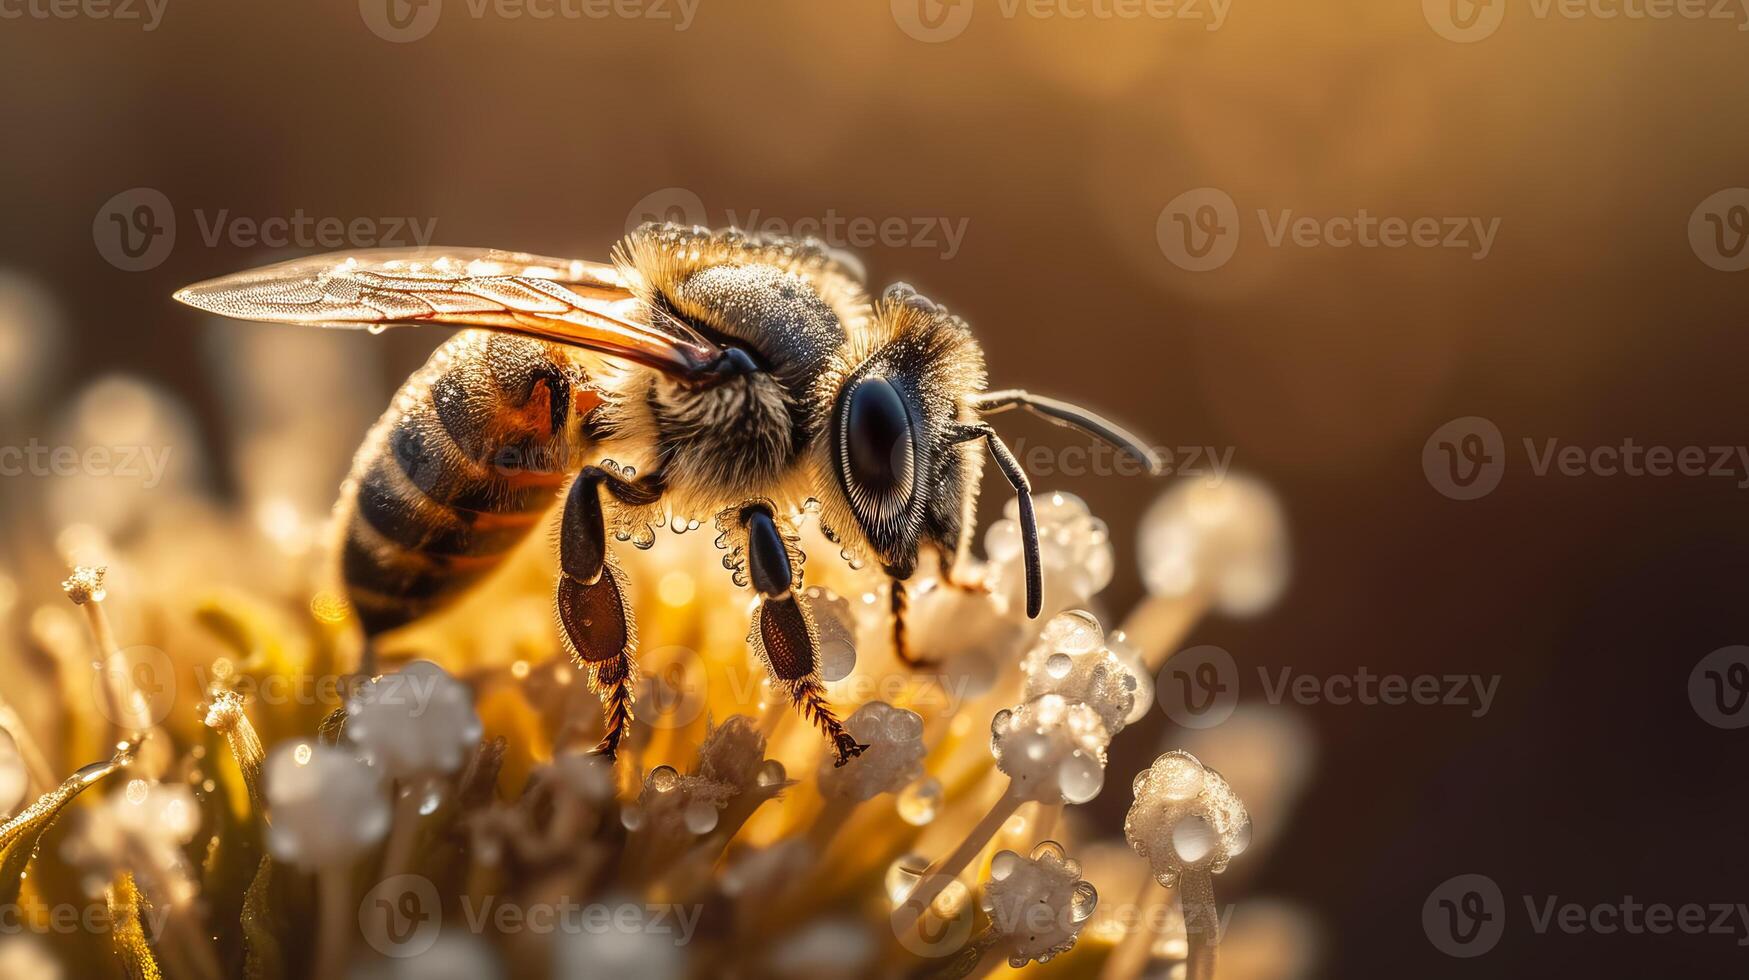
{"left": 3, "top": 0, "right": 1747, "bottom": 974}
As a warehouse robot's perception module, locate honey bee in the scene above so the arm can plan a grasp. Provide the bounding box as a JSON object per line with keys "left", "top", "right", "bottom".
{"left": 176, "top": 223, "right": 1159, "bottom": 765}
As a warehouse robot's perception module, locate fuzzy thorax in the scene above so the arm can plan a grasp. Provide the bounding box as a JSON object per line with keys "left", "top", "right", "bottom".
{"left": 648, "top": 370, "right": 798, "bottom": 503}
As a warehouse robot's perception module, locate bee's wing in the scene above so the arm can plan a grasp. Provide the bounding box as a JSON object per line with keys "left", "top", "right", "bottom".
{"left": 174, "top": 247, "right": 727, "bottom": 379}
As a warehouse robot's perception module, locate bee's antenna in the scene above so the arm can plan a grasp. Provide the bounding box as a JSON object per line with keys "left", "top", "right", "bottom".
{"left": 951, "top": 422, "right": 1042, "bottom": 619}
{"left": 967, "top": 389, "right": 1163, "bottom": 476}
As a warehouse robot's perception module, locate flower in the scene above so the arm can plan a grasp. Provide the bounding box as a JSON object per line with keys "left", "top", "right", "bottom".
{"left": 981, "top": 841, "right": 1099, "bottom": 966}
{"left": 1020, "top": 609, "right": 1140, "bottom": 734}
{"left": 1125, "top": 749, "right": 1253, "bottom": 887}
{"left": 264, "top": 742, "right": 390, "bottom": 870}
{"left": 0, "top": 327, "right": 1306, "bottom": 977}
{"left": 816, "top": 701, "right": 924, "bottom": 802}
{"left": 991, "top": 695, "right": 1111, "bottom": 806}
{"left": 346, "top": 659, "right": 483, "bottom": 780}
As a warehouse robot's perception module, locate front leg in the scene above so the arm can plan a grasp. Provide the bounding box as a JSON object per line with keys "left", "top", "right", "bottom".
{"left": 889, "top": 576, "right": 932, "bottom": 669}
{"left": 556, "top": 465, "right": 664, "bottom": 760}
{"left": 731, "top": 502, "right": 868, "bottom": 766}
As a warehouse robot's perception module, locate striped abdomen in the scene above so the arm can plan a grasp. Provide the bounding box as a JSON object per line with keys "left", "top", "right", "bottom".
{"left": 340, "top": 330, "right": 596, "bottom": 635}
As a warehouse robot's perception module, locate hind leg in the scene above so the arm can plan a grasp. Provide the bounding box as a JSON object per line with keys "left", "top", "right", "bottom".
{"left": 556, "top": 466, "right": 663, "bottom": 760}
{"left": 733, "top": 503, "right": 867, "bottom": 766}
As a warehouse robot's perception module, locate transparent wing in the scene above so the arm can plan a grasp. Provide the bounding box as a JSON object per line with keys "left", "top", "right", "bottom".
{"left": 174, "top": 247, "right": 728, "bottom": 379}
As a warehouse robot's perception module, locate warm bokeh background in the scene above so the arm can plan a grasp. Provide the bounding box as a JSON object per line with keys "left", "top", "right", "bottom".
{"left": 3, "top": 1, "right": 1747, "bottom": 974}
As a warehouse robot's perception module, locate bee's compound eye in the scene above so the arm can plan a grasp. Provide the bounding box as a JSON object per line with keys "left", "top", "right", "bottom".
{"left": 845, "top": 377, "right": 915, "bottom": 501}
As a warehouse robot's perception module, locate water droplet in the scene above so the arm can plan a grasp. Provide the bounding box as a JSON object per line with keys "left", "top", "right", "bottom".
{"left": 989, "top": 849, "right": 1019, "bottom": 881}
{"left": 896, "top": 776, "right": 941, "bottom": 826}
{"left": 620, "top": 805, "right": 645, "bottom": 831}
{"left": 1230, "top": 818, "right": 1253, "bottom": 857}
{"left": 1045, "top": 653, "right": 1073, "bottom": 679}
{"left": 649, "top": 765, "right": 679, "bottom": 793}
{"left": 1153, "top": 752, "right": 1206, "bottom": 802}
{"left": 1030, "top": 840, "right": 1066, "bottom": 863}
{"left": 1070, "top": 881, "right": 1099, "bottom": 922}
{"left": 1058, "top": 616, "right": 1101, "bottom": 655}
{"left": 756, "top": 759, "right": 786, "bottom": 788}
{"left": 683, "top": 800, "right": 719, "bottom": 835}
{"left": 1171, "top": 814, "right": 1217, "bottom": 863}
{"left": 1057, "top": 753, "right": 1104, "bottom": 804}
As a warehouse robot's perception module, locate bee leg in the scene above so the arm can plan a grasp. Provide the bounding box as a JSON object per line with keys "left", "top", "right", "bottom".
{"left": 889, "top": 576, "right": 936, "bottom": 669}
{"left": 557, "top": 467, "right": 663, "bottom": 761}
{"left": 741, "top": 503, "right": 868, "bottom": 767}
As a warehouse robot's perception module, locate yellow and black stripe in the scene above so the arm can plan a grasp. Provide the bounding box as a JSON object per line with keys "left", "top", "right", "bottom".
{"left": 340, "top": 331, "right": 596, "bottom": 635}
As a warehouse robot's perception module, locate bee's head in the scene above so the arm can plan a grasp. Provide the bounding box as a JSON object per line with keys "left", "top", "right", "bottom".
{"left": 818, "top": 285, "right": 988, "bottom": 580}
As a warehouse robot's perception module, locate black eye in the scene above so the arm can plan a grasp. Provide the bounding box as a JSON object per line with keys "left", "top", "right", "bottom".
{"left": 841, "top": 376, "right": 916, "bottom": 512}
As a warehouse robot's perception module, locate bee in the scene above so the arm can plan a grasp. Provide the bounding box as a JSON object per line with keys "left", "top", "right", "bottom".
{"left": 175, "top": 223, "right": 1159, "bottom": 765}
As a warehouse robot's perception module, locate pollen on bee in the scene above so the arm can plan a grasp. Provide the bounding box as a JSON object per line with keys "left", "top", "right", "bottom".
{"left": 309, "top": 591, "right": 350, "bottom": 624}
